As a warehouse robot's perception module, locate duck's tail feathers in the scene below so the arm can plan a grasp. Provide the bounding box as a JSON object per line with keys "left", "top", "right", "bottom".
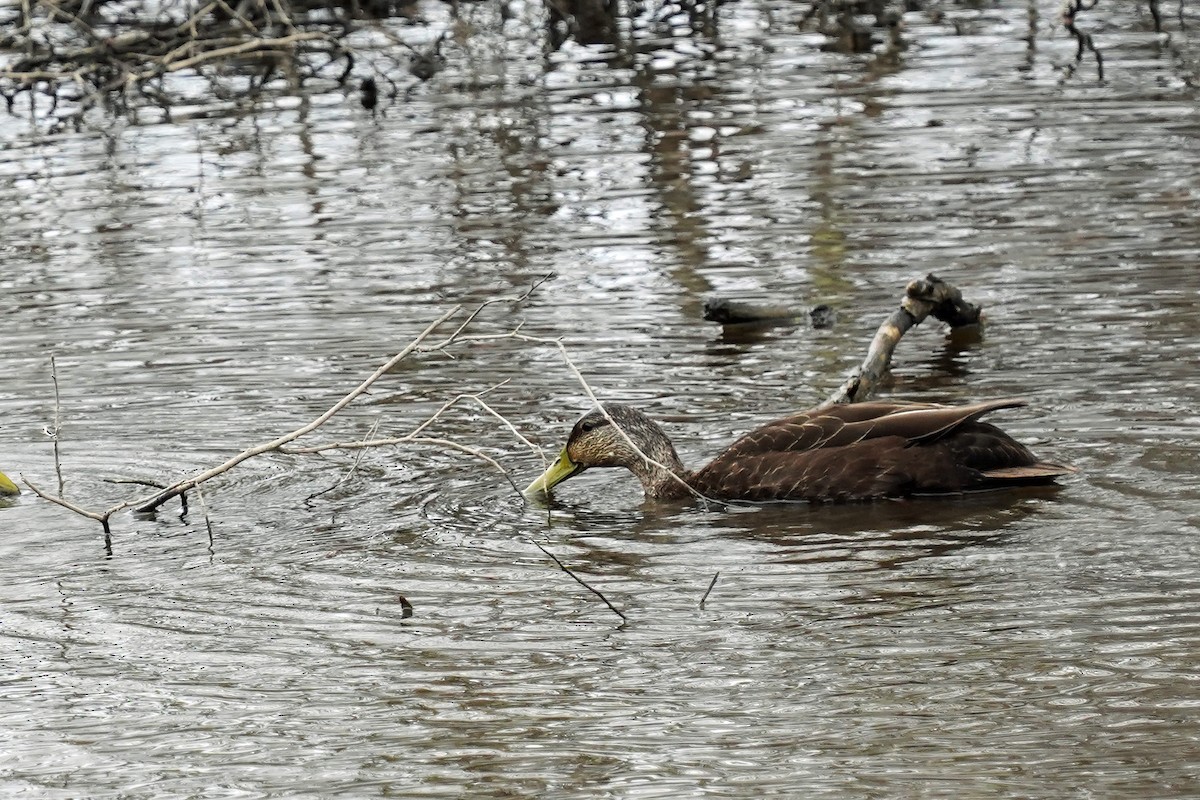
{"left": 981, "top": 461, "right": 1078, "bottom": 482}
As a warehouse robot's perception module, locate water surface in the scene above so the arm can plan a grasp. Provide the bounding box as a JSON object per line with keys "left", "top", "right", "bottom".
{"left": 2, "top": 2, "right": 1199, "bottom": 797}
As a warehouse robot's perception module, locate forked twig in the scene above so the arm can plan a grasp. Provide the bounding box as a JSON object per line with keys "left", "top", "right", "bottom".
{"left": 304, "top": 415, "right": 382, "bottom": 504}
{"left": 23, "top": 274, "right": 555, "bottom": 535}
{"left": 22, "top": 305, "right": 461, "bottom": 532}
{"left": 129, "top": 305, "right": 463, "bottom": 514}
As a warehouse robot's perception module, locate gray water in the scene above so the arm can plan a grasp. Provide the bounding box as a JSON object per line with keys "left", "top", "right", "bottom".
{"left": 2, "top": 1, "right": 1200, "bottom": 797}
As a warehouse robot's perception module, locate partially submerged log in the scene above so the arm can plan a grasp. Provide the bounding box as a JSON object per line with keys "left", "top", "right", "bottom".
{"left": 823, "top": 273, "right": 982, "bottom": 406}
{"left": 705, "top": 273, "right": 982, "bottom": 405}
{"left": 703, "top": 299, "right": 838, "bottom": 329}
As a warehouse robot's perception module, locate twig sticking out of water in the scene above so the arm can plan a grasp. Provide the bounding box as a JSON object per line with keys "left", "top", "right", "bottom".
{"left": 822, "top": 273, "right": 982, "bottom": 407}
{"left": 533, "top": 541, "right": 627, "bottom": 622}
{"left": 47, "top": 355, "right": 64, "bottom": 495}
{"left": 196, "top": 485, "right": 215, "bottom": 550}
{"left": 130, "top": 305, "right": 464, "bottom": 516}
{"left": 700, "top": 571, "right": 721, "bottom": 609}
{"left": 22, "top": 479, "right": 114, "bottom": 554}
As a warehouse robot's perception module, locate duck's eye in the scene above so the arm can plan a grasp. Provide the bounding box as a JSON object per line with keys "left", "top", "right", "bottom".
{"left": 578, "top": 416, "right": 608, "bottom": 434}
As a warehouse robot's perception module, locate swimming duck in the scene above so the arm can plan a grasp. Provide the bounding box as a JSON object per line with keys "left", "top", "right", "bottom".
{"left": 526, "top": 399, "right": 1073, "bottom": 503}
{"left": 0, "top": 469, "right": 18, "bottom": 496}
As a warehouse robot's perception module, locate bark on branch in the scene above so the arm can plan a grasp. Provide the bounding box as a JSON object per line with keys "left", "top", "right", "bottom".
{"left": 823, "top": 273, "right": 981, "bottom": 406}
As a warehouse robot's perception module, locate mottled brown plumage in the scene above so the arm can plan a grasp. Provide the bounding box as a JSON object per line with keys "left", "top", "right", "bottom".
{"left": 525, "top": 399, "right": 1074, "bottom": 503}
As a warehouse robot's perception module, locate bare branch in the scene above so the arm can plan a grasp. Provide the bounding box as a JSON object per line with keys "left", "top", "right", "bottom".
{"left": 48, "top": 355, "right": 64, "bottom": 494}
{"left": 22, "top": 276, "right": 556, "bottom": 532}
{"left": 822, "top": 274, "right": 982, "bottom": 407}
{"left": 130, "top": 305, "right": 463, "bottom": 514}
{"left": 22, "top": 477, "right": 107, "bottom": 523}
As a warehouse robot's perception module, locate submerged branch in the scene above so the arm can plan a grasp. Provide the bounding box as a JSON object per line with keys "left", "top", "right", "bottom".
{"left": 533, "top": 541, "right": 627, "bottom": 622}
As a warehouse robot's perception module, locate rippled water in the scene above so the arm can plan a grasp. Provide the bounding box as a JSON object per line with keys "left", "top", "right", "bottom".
{"left": 3, "top": 2, "right": 1200, "bottom": 797}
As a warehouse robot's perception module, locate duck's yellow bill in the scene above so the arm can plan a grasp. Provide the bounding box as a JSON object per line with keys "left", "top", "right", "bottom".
{"left": 0, "top": 470, "right": 19, "bottom": 496}
{"left": 524, "top": 448, "right": 583, "bottom": 496}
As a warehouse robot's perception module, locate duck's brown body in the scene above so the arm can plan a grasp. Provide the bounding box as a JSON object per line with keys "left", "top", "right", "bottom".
{"left": 526, "top": 399, "right": 1074, "bottom": 504}
{"left": 683, "top": 399, "right": 1070, "bottom": 502}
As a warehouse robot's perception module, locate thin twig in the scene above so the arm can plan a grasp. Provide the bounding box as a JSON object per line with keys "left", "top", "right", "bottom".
{"left": 533, "top": 541, "right": 627, "bottom": 622}
{"left": 466, "top": 393, "right": 544, "bottom": 456}
{"left": 421, "top": 273, "right": 554, "bottom": 352}
{"left": 699, "top": 571, "right": 720, "bottom": 608}
{"left": 48, "top": 355, "right": 64, "bottom": 494}
{"left": 195, "top": 484, "right": 214, "bottom": 548}
{"left": 304, "top": 415, "right": 382, "bottom": 504}
{"left": 405, "top": 381, "right": 512, "bottom": 439}
{"left": 22, "top": 478, "right": 107, "bottom": 523}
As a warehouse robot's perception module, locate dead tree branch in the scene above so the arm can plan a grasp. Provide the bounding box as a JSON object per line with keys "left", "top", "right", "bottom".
{"left": 21, "top": 273, "right": 555, "bottom": 537}
{"left": 23, "top": 304, "right": 459, "bottom": 533}
{"left": 823, "top": 273, "right": 981, "bottom": 406}
{"left": 130, "top": 304, "right": 463, "bottom": 514}
{"left": 48, "top": 355, "right": 64, "bottom": 494}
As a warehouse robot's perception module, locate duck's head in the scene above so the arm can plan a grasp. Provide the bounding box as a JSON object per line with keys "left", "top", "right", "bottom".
{"left": 524, "top": 404, "right": 684, "bottom": 497}
{"left": 0, "top": 469, "right": 19, "bottom": 497}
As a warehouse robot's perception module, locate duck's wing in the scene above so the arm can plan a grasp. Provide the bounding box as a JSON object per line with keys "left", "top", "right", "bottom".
{"left": 710, "top": 399, "right": 1029, "bottom": 460}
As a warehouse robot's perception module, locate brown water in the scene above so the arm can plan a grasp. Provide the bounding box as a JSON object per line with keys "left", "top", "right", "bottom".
{"left": 3, "top": 2, "right": 1200, "bottom": 797}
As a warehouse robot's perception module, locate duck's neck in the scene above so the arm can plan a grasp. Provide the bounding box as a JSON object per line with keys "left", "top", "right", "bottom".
{"left": 625, "top": 424, "right": 692, "bottom": 500}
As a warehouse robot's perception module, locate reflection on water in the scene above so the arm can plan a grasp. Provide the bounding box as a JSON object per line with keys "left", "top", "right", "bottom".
{"left": 3, "top": 2, "right": 1200, "bottom": 797}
